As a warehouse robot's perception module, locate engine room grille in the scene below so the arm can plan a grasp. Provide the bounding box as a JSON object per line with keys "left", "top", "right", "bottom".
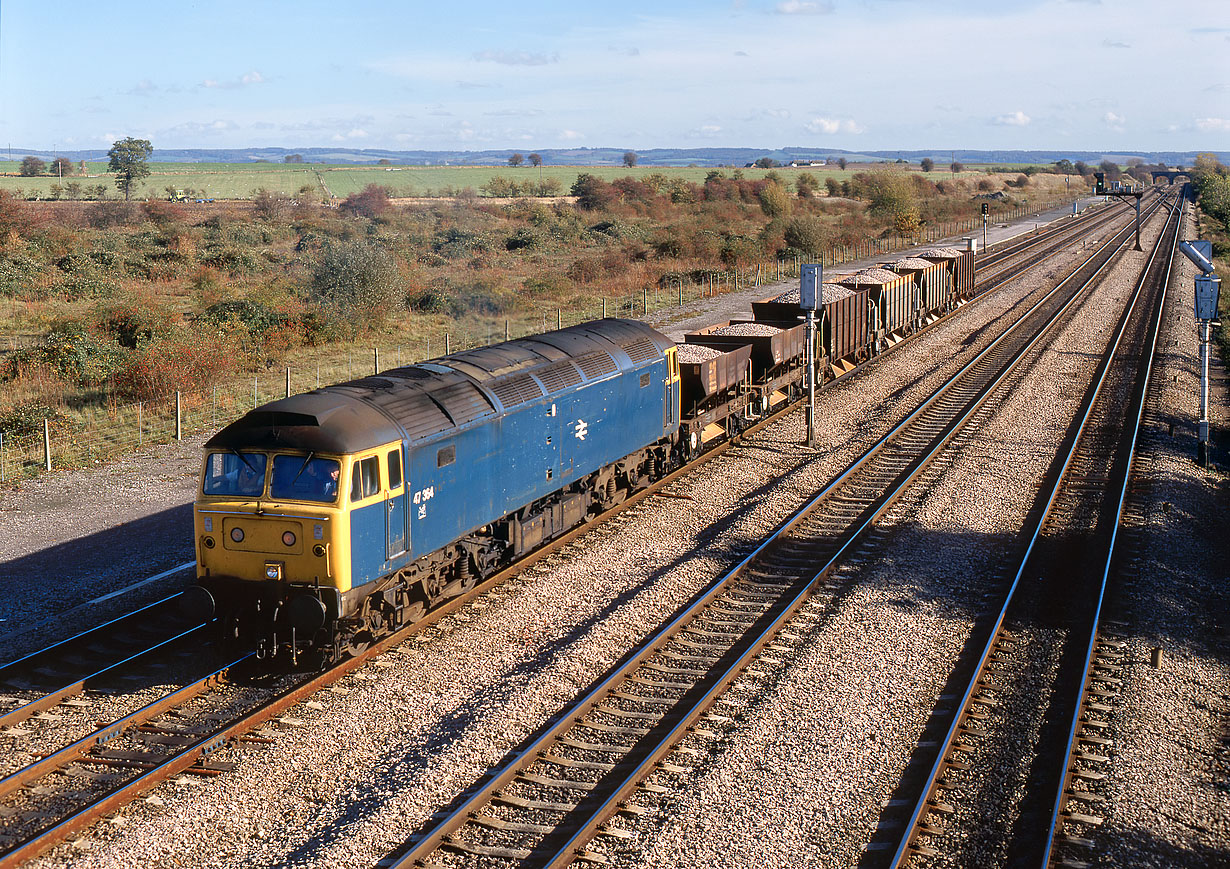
{"left": 621, "top": 337, "right": 659, "bottom": 363}
{"left": 490, "top": 374, "right": 544, "bottom": 409}
{"left": 537, "top": 361, "right": 583, "bottom": 394}
{"left": 575, "top": 352, "right": 618, "bottom": 380}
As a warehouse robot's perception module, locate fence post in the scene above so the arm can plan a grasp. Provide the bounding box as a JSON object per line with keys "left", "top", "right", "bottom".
{"left": 0, "top": 431, "right": 4, "bottom": 483}
{"left": 43, "top": 418, "right": 51, "bottom": 471}
{"left": 557, "top": 308, "right": 562, "bottom": 330}
{"left": 373, "top": 347, "right": 379, "bottom": 375}
{"left": 286, "top": 368, "right": 291, "bottom": 398}
{"left": 212, "top": 387, "right": 216, "bottom": 430}
{"left": 175, "top": 391, "right": 182, "bottom": 441}
{"left": 505, "top": 319, "right": 510, "bottom": 341}
{"left": 138, "top": 403, "right": 143, "bottom": 447}
{"left": 254, "top": 377, "right": 258, "bottom": 409}
{"left": 679, "top": 280, "right": 683, "bottom": 306}
{"left": 602, "top": 298, "right": 606, "bottom": 318}
{"left": 445, "top": 333, "right": 450, "bottom": 355}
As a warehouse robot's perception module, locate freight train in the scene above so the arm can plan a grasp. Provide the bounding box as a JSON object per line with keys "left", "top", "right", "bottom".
{"left": 189, "top": 247, "right": 974, "bottom": 664}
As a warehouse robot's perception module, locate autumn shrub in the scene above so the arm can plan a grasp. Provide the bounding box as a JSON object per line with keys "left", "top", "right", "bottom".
{"left": 112, "top": 329, "right": 238, "bottom": 401}
{"left": 339, "top": 184, "right": 391, "bottom": 218}
{"left": 0, "top": 250, "right": 45, "bottom": 298}
{"left": 308, "top": 239, "right": 401, "bottom": 333}
{"left": 571, "top": 174, "right": 618, "bottom": 210}
{"left": 783, "top": 216, "right": 829, "bottom": 256}
{"left": 759, "top": 182, "right": 793, "bottom": 219}
{"left": 142, "top": 200, "right": 186, "bottom": 226}
{"left": 0, "top": 190, "right": 39, "bottom": 238}
{"left": 2, "top": 321, "right": 125, "bottom": 387}
{"left": 85, "top": 201, "right": 139, "bottom": 229}
{"left": 0, "top": 402, "right": 74, "bottom": 437}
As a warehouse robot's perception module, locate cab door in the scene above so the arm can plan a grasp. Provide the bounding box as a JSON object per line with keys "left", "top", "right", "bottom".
{"left": 386, "top": 445, "right": 407, "bottom": 559}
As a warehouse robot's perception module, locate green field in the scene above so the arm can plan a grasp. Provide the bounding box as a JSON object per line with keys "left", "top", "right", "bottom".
{"left": 0, "top": 160, "right": 997, "bottom": 201}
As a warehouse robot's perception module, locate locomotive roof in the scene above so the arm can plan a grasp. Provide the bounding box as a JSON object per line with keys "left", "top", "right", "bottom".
{"left": 206, "top": 318, "right": 673, "bottom": 455}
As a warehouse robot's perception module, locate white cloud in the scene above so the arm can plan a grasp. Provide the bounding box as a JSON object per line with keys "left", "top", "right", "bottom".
{"left": 473, "top": 50, "right": 558, "bottom": 66}
{"left": 775, "top": 1, "right": 834, "bottom": 14}
{"left": 691, "top": 124, "right": 723, "bottom": 137}
{"left": 1102, "top": 39, "right": 1130, "bottom": 49}
{"left": 1196, "top": 117, "right": 1230, "bottom": 131}
{"left": 559, "top": 129, "right": 583, "bottom": 140}
{"left": 1103, "top": 111, "right": 1126, "bottom": 131}
{"left": 804, "top": 116, "right": 863, "bottom": 135}
{"left": 202, "top": 70, "right": 267, "bottom": 90}
{"left": 993, "top": 110, "right": 1031, "bottom": 126}
{"left": 165, "top": 119, "right": 240, "bottom": 136}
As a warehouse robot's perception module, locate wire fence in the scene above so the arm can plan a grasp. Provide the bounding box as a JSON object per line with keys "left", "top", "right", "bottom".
{"left": 0, "top": 195, "right": 1078, "bottom": 483}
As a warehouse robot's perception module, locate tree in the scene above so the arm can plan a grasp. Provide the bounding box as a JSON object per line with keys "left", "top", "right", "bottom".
{"left": 1073, "top": 160, "right": 1091, "bottom": 177}
{"left": 783, "top": 216, "right": 828, "bottom": 255}
{"left": 107, "top": 137, "right": 153, "bottom": 200}
{"left": 285, "top": 154, "right": 304, "bottom": 163}
{"left": 949, "top": 161, "right": 963, "bottom": 174}
{"left": 1098, "top": 159, "right": 1122, "bottom": 183}
{"left": 837, "top": 157, "right": 847, "bottom": 170}
{"left": 754, "top": 157, "right": 780, "bottom": 169}
{"left": 19, "top": 156, "right": 46, "bottom": 176}
{"left": 528, "top": 153, "right": 542, "bottom": 167}
{"left": 795, "top": 173, "right": 819, "bottom": 198}
{"left": 920, "top": 157, "right": 935, "bottom": 172}
{"left": 1054, "top": 159, "right": 1076, "bottom": 175}
{"left": 623, "top": 151, "right": 638, "bottom": 168}
{"left": 508, "top": 153, "right": 524, "bottom": 167}
{"left": 865, "top": 169, "right": 919, "bottom": 233}
{"left": 50, "top": 157, "right": 74, "bottom": 177}
{"left": 758, "top": 182, "right": 792, "bottom": 218}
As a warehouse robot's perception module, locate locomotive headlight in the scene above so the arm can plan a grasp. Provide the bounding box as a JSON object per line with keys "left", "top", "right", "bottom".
{"left": 282, "top": 531, "right": 297, "bottom": 547}
{"left": 230, "top": 527, "right": 245, "bottom": 543}
{"left": 264, "top": 562, "right": 283, "bottom": 581}
{"left": 312, "top": 544, "right": 326, "bottom": 557}
{"left": 202, "top": 536, "right": 215, "bottom": 549}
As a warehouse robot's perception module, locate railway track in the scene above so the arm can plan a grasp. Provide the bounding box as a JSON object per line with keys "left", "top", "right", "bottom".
{"left": 0, "top": 195, "right": 1157, "bottom": 866}
{"left": 378, "top": 193, "right": 1174, "bottom": 868}
{"left": 879, "top": 192, "right": 1182, "bottom": 868}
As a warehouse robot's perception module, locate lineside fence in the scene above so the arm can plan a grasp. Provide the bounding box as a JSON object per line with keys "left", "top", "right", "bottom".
{"left": 0, "top": 195, "right": 1079, "bottom": 482}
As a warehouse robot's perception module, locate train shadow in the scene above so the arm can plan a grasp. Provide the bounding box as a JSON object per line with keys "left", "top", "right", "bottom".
{"left": 0, "top": 502, "right": 196, "bottom": 662}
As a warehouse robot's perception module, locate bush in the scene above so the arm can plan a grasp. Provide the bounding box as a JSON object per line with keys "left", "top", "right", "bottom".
{"left": 4, "top": 322, "right": 126, "bottom": 386}
{"left": 783, "top": 216, "right": 829, "bottom": 256}
{"left": 113, "top": 330, "right": 237, "bottom": 401}
{"left": 571, "top": 174, "right": 618, "bottom": 210}
{"left": 97, "top": 299, "right": 176, "bottom": 349}
{"left": 308, "top": 239, "right": 401, "bottom": 333}
{"left": 759, "top": 182, "right": 792, "bottom": 219}
{"left": 142, "top": 200, "right": 186, "bottom": 225}
{"left": 505, "top": 226, "right": 547, "bottom": 251}
{"left": 339, "top": 184, "right": 391, "bottom": 218}
{"left": 85, "top": 201, "right": 139, "bottom": 229}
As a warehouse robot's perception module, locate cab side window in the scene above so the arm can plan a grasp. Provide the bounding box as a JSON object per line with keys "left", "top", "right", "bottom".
{"left": 350, "top": 456, "right": 381, "bottom": 501}
{"left": 388, "top": 449, "right": 402, "bottom": 489}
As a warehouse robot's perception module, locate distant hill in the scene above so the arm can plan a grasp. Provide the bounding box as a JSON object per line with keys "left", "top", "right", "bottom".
{"left": 7, "top": 146, "right": 1226, "bottom": 168}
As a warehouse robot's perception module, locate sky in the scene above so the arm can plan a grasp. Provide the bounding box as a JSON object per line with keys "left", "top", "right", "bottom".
{"left": 1, "top": 0, "right": 1227, "bottom": 154}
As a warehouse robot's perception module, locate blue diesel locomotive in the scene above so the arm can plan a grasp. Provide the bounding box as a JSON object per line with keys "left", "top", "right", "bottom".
{"left": 192, "top": 319, "right": 681, "bottom": 660}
